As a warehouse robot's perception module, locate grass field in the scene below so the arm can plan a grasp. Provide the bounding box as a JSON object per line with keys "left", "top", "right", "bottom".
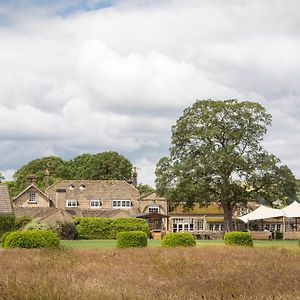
{"left": 1, "top": 246, "right": 300, "bottom": 299}
{"left": 61, "top": 239, "right": 299, "bottom": 249}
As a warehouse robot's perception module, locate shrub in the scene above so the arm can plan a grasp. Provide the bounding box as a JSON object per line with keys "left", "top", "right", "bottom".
{"left": 24, "top": 220, "right": 48, "bottom": 230}
{"left": 56, "top": 222, "right": 78, "bottom": 240}
{"left": 0, "top": 230, "right": 15, "bottom": 245}
{"left": 161, "top": 232, "right": 196, "bottom": 247}
{"left": 116, "top": 231, "right": 148, "bottom": 248}
{"left": 298, "top": 239, "right": 300, "bottom": 247}
{"left": 0, "top": 214, "right": 15, "bottom": 236}
{"left": 15, "top": 216, "right": 32, "bottom": 230}
{"left": 224, "top": 232, "right": 253, "bottom": 247}
{"left": 75, "top": 218, "right": 149, "bottom": 239}
{"left": 272, "top": 231, "right": 283, "bottom": 240}
{"left": 4, "top": 230, "right": 60, "bottom": 248}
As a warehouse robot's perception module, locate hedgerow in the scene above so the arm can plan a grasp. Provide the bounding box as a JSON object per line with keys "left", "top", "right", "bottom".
{"left": 161, "top": 232, "right": 196, "bottom": 247}
{"left": 74, "top": 218, "right": 149, "bottom": 239}
{"left": 116, "top": 231, "right": 147, "bottom": 248}
{"left": 3, "top": 230, "right": 60, "bottom": 248}
{"left": 224, "top": 232, "right": 253, "bottom": 247}
{"left": 0, "top": 214, "right": 15, "bottom": 237}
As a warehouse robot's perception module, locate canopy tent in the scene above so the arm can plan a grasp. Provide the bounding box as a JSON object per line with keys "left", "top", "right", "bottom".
{"left": 282, "top": 201, "right": 300, "bottom": 218}
{"left": 238, "top": 205, "right": 285, "bottom": 223}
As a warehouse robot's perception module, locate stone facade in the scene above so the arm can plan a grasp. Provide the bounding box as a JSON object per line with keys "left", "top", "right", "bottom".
{"left": 46, "top": 180, "right": 140, "bottom": 215}
{"left": 12, "top": 184, "right": 50, "bottom": 208}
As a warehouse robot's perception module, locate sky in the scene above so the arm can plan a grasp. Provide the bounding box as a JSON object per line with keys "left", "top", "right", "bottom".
{"left": 0, "top": 0, "right": 300, "bottom": 186}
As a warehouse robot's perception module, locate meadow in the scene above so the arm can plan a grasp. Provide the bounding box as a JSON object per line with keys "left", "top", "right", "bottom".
{"left": 0, "top": 242, "right": 300, "bottom": 299}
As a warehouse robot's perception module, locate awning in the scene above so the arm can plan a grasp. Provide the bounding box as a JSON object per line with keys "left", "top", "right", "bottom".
{"left": 238, "top": 205, "right": 286, "bottom": 223}
{"left": 282, "top": 201, "right": 300, "bottom": 218}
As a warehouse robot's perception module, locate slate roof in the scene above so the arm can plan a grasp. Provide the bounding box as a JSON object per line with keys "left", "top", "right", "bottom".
{"left": 14, "top": 207, "right": 58, "bottom": 218}
{"left": 80, "top": 209, "right": 133, "bottom": 218}
{"left": 0, "top": 184, "right": 13, "bottom": 214}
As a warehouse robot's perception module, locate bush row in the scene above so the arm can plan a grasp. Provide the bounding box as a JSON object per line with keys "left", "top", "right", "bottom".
{"left": 3, "top": 230, "right": 60, "bottom": 248}
{"left": 224, "top": 232, "right": 253, "bottom": 247}
{"left": 74, "top": 217, "right": 149, "bottom": 239}
{"left": 117, "top": 231, "right": 147, "bottom": 248}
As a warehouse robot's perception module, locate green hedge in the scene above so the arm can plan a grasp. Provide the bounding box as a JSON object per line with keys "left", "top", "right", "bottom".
{"left": 74, "top": 218, "right": 149, "bottom": 239}
{"left": 224, "top": 232, "right": 253, "bottom": 247}
{"left": 0, "top": 214, "right": 16, "bottom": 237}
{"left": 161, "top": 232, "right": 196, "bottom": 247}
{"left": 116, "top": 231, "right": 147, "bottom": 248}
{"left": 3, "top": 230, "right": 60, "bottom": 248}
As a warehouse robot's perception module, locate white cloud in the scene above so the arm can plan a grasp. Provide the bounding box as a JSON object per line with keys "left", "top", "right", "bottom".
{"left": 0, "top": 0, "right": 300, "bottom": 186}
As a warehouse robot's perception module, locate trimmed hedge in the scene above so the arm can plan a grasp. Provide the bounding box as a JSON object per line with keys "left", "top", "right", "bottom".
{"left": 161, "top": 232, "right": 196, "bottom": 247}
{"left": 0, "top": 214, "right": 15, "bottom": 237}
{"left": 116, "top": 231, "right": 147, "bottom": 248}
{"left": 74, "top": 218, "right": 149, "bottom": 240}
{"left": 3, "top": 230, "right": 60, "bottom": 249}
{"left": 224, "top": 232, "right": 253, "bottom": 247}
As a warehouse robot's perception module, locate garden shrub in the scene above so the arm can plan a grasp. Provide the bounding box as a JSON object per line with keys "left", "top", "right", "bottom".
{"left": 56, "top": 222, "right": 78, "bottom": 240}
{"left": 4, "top": 230, "right": 60, "bottom": 249}
{"left": 24, "top": 220, "right": 48, "bottom": 230}
{"left": 75, "top": 218, "right": 149, "bottom": 239}
{"left": 272, "top": 231, "right": 283, "bottom": 240}
{"left": 15, "top": 216, "right": 32, "bottom": 230}
{"left": 224, "top": 231, "right": 253, "bottom": 247}
{"left": 0, "top": 230, "right": 15, "bottom": 245}
{"left": 161, "top": 232, "right": 196, "bottom": 247}
{"left": 0, "top": 214, "right": 15, "bottom": 237}
{"left": 116, "top": 231, "right": 147, "bottom": 248}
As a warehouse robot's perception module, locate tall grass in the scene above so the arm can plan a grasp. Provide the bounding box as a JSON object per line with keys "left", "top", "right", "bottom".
{"left": 0, "top": 246, "right": 299, "bottom": 299}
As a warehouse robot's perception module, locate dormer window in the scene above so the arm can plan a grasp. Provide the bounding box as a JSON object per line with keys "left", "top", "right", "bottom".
{"left": 79, "top": 184, "right": 86, "bottom": 190}
{"left": 69, "top": 184, "right": 75, "bottom": 190}
{"left": 28, "top": 193, "right": 37, "bottom": 203}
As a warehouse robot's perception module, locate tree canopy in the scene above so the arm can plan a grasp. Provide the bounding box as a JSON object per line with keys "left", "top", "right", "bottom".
{"left": 9, "top": 151, "right": 133, "bottom": 197}
{"left": 155, "top": 99, "right": 297, "bottom": 231}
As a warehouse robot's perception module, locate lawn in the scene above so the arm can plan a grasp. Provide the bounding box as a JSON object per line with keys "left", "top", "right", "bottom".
{"left": 61, "top": 239, "right": 299, "bottom": 249}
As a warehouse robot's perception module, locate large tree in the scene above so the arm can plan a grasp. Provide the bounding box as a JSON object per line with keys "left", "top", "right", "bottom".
{"left": 155, "top": 100, "right": 297, "bottom": 231}
{"left": 10, "top": 151, "right": 133, "bottom": 197}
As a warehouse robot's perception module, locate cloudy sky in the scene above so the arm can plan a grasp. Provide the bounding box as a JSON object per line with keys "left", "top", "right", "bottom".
{"left": 0, "top": 0, "right": 300, "bottom": 186}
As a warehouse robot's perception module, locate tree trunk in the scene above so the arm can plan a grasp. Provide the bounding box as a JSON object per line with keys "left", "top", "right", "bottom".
{"left": 222, "top": 201, "right": 234, "bottom": 232}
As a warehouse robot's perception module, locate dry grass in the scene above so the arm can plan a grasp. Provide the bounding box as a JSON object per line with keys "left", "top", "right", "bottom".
{"left": 0, "top": 246, "right": 300, "bottom": 300}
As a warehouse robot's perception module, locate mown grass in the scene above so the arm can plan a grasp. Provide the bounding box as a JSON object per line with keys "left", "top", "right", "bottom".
{"left": 0, "top": 246, "right": 300, "bottom": 299}
{"left": 61, "top": 239, "right": 298, "bottom": 249}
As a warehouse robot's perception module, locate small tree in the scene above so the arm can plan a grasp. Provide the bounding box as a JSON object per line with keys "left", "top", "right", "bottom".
{"left": 156, "top": 100, "right": 297, "bottom": 231}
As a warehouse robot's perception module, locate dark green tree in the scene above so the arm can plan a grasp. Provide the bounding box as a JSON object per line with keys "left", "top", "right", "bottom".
{"left": 0, "top": 172, "right": 4, "bottom": 183}
{"left": 155, "top": 100, "right": 297, "bottom": 231}
{"left": 137, "top": 183, "right": 155, "bottom": 195}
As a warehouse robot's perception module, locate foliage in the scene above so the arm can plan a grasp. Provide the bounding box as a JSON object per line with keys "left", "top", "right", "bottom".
{"left": 0, "top": 214, "right": 16, "bottom": 237}
{"left": 3, "top": 230, "right": 60, "bottom": 248}
{"left": 0, "top": 172, "right": 4, "bottom": 182}
{"left": 0, "top": 230, "right": 15, "bottom": 244}
{"left": 155, "top": 100, "right": 297, "bottom": 231}
{"left": 55, "top": 222, "right": 78, "bottom": 240}
{"left": 14, "top": 216, "right": 32, "bottom": 230}
{"left": 137, "top": 183, "right": 155, "bottom": 195}
{"left": 24, "top": 220, "right": 49, "bottom": 230}
{"left": 272, "top": 231, "right": 283, "bottom": 240}
{"left": 116, "top": 231, "right": 148, "bottom": 248}
{"left": 224, "top": 232, "right": 253, "bottom": 247}
{"left": 161, "top": 232, "right": 196, "bottom": 247}
{"left": 10, "top": 152, "right": 133, "bottom": 197}
{"left": 74, "top": 218, "right": 149, "bottom": 239}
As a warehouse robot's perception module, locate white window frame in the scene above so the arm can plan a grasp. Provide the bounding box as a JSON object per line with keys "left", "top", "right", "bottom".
{"left": 66, "top": 199, "right": 78, "bottom": 207}
{"left": 28, "top": 193, "right": 37, "bottom": 203}
{"left": 90, "top": 199, "right": 101, "bottom": 209}
{"left": 148, "top": 205, "right": 159, "bottom": 213}
{"left": 112, "top": 200, "right": 131, "bottom": 209}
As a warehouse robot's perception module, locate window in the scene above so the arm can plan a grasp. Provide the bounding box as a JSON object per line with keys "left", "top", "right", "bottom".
{"left": 172, "top": 218, "right": 194, "bottom": 233}
{"left": 148, "top": 205, "right": 159, "bottom": 213}
{"left": 69, "top": 184, "right": 75, "bottom": 190}
{"left": 28, "top": 193, "right": 37, "bottom": 203}
{"left": 90, "top": 199, "right": 101, "bottom": 209}
{"left": 112, "top": 200, "right": 131, "bottom": 208}
{"left": 66, "top": 199, "right": 78, "bottom": 207}
{"left": 79, "top": 184, "right": 86, "bottom": 190}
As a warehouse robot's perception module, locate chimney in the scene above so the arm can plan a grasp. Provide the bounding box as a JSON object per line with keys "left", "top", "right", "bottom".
{"left": 132, "top": 167, "right": 138, "bottom": 188}
{"left": 26, "top": 174, "right": 37, "bottom": 186}
{"left": 44, "top": 168, "right": 50, "bottom": 189}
